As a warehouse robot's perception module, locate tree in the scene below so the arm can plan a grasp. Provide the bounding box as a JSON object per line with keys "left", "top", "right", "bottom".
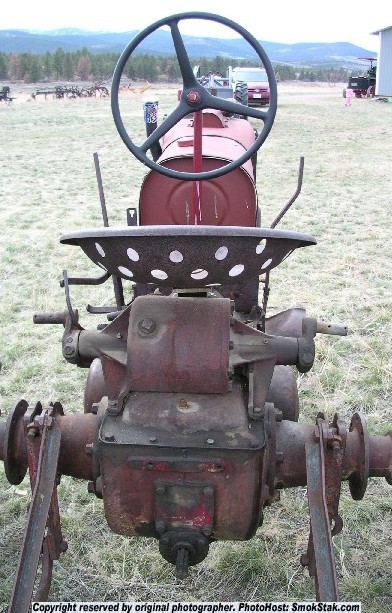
{"left": 0, "top": 53, "right": 8, "bottom": 79}
{"left": 53, "top": 48, "right": 65, "bottom": 78}
{"left": 63, "top": 53, "right": 75, "bottom": 80}
{"left": 9, "top": 54, "right": 22, "bottom": 81}
{"left": 43, "top": 52, "right": 53, "bottom": 81}
{"left": 77, "top": 55, "right": 91, "bottom": 80}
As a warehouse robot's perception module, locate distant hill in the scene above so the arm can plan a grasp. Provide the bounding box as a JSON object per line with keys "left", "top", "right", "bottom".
{"left": 0, "top": 29, "right": 377, "bottom": 68}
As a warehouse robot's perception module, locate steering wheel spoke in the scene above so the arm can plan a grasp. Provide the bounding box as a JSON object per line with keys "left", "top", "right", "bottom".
{"left": 140, "top": 103, "right": 191, "bottom": 153}
{"left": 169, "top": 20, "right": 199, "bottom": 88}
{"left": 211, "top": 96, "right": 269, "bottom": 122}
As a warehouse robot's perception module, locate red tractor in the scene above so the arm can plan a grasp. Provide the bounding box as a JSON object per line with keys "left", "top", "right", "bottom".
{"left": 1, "top": 12, "right": 391, "bottom": 610}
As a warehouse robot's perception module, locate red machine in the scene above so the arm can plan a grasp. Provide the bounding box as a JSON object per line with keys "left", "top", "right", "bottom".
{"left": 1, "top": 12, "right": 391, "bottom": 610}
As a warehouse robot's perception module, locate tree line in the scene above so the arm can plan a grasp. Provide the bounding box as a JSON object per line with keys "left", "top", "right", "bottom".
{"left": 0, "top": 48, "right": 354, "bottom": 84}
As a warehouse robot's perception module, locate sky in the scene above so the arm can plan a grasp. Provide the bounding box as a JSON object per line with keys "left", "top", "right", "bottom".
{"left": 2, "top": 0, "right": 391, "bottom": 52}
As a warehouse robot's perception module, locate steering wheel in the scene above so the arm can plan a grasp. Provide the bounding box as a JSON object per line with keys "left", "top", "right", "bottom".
{"left": 111, "top": 12, "right": 277, "bottom": 181}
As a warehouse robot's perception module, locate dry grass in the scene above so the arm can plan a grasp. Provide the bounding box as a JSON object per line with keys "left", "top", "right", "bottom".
{"left": 0, "top": 81, "right": 391, "bottom": 610}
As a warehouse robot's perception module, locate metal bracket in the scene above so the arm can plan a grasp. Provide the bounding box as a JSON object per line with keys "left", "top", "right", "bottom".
{"left": 8, "top": 405, "right": 66, "bottom": 612}
{"left": 301, "top": 416, "right": 341, "bottom": 602}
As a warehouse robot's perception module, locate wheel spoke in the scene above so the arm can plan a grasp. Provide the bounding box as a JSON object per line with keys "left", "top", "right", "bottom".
{"left": 210, "top": 95, "right": 269, "bottom": 122}
{"left": 169, "top": 20, "right": 198, "bottom": 88}
{"left": 140, "top": 103, "right": 191, "bottom": 153}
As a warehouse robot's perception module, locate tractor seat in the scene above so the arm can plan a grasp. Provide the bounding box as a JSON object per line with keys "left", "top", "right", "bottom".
{"left": 60, "top": 226, "right": 316, "bottom": 289}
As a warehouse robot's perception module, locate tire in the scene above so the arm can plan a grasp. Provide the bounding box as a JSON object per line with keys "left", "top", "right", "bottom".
{"left": 234, "top": 81, "right": 248, "bottom": 106}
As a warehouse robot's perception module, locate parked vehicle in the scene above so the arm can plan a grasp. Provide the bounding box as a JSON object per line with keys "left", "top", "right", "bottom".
{"left": 232, "top": 66, "right": 270, "bottom": 105}
{"left": 343, "top": 57, "right": 377, "bottom": 99}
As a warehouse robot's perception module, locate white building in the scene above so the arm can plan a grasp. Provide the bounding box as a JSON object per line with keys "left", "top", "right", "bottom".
{"left": 372, "top": 26, "right": 392, "bottom": 96}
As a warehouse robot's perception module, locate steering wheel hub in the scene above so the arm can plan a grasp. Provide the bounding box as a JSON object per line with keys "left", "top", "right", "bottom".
{"left": 186, "top": 90, "right": 203, "bottom": 105}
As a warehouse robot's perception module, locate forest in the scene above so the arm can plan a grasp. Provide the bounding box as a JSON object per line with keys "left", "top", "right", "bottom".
{"left": 0, "top": 47, "right": 354, "bottom": 84}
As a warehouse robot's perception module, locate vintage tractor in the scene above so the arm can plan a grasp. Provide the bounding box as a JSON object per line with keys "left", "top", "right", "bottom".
{"left": 344, "top": 57, "right": 377, "bottom": 98}
{"left": 0, "top": 12, "right": 391, "bottom": 611}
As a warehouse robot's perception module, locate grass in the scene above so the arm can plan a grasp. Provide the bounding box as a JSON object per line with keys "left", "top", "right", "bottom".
{"left": 0, "top": 81, "right": 391, "bottom": 610}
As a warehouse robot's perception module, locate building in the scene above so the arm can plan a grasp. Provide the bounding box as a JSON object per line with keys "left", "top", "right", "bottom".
{"left": 371, "top": 25, "right": 392, "bottom": 96}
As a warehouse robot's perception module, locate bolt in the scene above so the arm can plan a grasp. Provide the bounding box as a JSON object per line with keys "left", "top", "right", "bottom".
{"left": 156, "top": 485, "right": 166, "bottom": 496}
{"left": 206, "top": 438, "right": 215, "bottom": 445}
{"left": 116, "top": 332, "right": 123, "bottom": 339}
{"left": 149, "top": 436, "right": 157, "bottom": 443}
{"left": 201, "top": 524, "right": 213, "bottom": 536}
{"left": 138, "top": 318, "right": 156, "bottom": 334}
{"left": 107, "top": 400, "right": 118, "bottom": 416}
{"left": 85, "top": 443, "right": 93, "bottom": 456}
{"left": 91, "top": 403, "right": 99, "bottom": 415}
{"left": 66, "top": 336, "right": 73, "bottom": 343}
{"left": 64, "top": 345, "right": 74, "bottom": 356}
{"left": 178, "top": 398, "right": 189, "bottom": 409}
{"left": 276, "top": 451, "right": 284, "bottom": 463}
{"left": 254, "top": 407, "right": 262, "bottom": 414}
{"left": 26, "top": 427, "right": 38, "bottom": 439}
{"left": 186, "top": 90, "right": 202, "bottom": 105}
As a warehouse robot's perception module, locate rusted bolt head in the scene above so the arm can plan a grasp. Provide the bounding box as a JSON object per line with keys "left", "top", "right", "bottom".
{"left": 64, "top": 345, "right": 74, "bottom": 356}
{"left": 116, "top": 332, "right": 123, "bottom": 339}
{"left": 186, "top": 90, "right": 202, "bottom": 105}
{"left": 178, "top": 398, "right": 189, "bottom": 409}
{"left": 156, "top": 485, "right": 165, "bottom": 496}
{"left": 138, "top": 318, "right": 156, "bottom": 334}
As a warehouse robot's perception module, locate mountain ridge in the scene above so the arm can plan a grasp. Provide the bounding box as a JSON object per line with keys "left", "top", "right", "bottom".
{"left": 0, "top": 29, "right": 377, "bottom": 68}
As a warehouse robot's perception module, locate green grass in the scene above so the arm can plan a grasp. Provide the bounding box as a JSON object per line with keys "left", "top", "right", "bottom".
{"left": 0, "top": 82, "right": 391, "bottom": 610}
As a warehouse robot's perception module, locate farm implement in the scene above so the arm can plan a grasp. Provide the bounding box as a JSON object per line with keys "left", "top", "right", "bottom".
{"left": 0, "top": 85, "right": 14, "bottom": 103}
{"left": 1, "top": 12, "right": 391, "bottom": 610}
{"left": 31, "top": 84, "right": 109, "bottom": 99}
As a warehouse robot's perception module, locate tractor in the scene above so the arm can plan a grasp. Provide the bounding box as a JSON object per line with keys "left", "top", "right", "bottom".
{"left": 344, "top": 57, "right": 377, "bottom": 98}
{"left": 0, "top": 12, "right": 391, "bottom": 611}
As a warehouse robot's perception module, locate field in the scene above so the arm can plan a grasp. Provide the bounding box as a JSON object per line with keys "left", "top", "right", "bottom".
{"left": 0, "top": 81, "right": 391, "bottom": 610}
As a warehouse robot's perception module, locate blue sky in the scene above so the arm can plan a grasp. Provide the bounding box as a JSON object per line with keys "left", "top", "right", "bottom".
{"left": 2, "top": 0, "right": 390, "bottom": 52}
